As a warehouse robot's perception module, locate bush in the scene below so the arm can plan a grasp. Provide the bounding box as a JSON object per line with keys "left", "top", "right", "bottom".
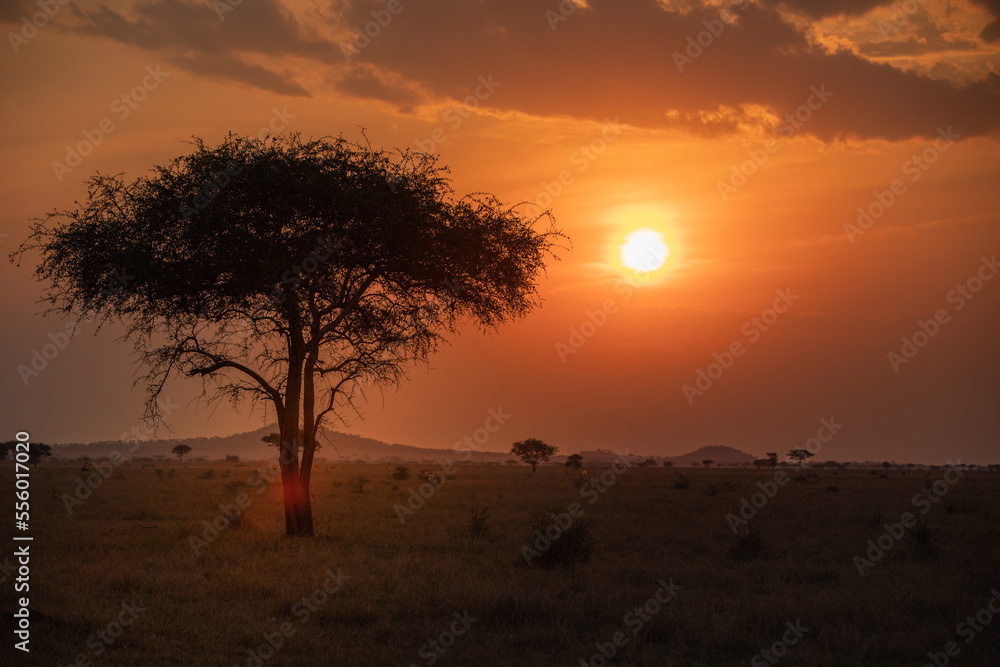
{"left": 391, "top": 465, "right": 411, "bottom": 480}
{"left": 197, "top": 469, "right": 215, "bottom": 479}
{"left": 463, "top": 507, "right": 494, "bottom": 541}
{"left": 526, "top": 512, "right": 593, "bottom": 569}
{"left": 350, "top": 476, "right": 369, "bottom": 494}
{"left": 729, "top": 520, "right": 764, "bottom": 561}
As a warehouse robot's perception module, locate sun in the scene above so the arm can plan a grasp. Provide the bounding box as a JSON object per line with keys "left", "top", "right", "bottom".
{"left": 619, "top": 228, "right": 670, "bottom": 272}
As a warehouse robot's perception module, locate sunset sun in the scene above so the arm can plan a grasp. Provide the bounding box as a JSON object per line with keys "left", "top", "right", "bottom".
{"left": 620, "top": 228, "right": 670, "bottom": 272}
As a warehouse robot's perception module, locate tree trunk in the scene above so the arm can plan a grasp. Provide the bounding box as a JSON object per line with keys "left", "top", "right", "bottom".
{"left": 279, "top": 310, "right": 313, "bottom": 537}
{"left": 299, "top": 351, "right": 318, "bottom": 534}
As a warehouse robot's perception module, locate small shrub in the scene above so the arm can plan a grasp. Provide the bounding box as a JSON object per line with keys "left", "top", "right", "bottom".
{"left": 391, "top": 465, "right": 411, "bottom": 480}
{"left": 909, "top": 521, "right": 935, "bottom": 558}
{"left": 670, "top": 475, "right": 691, "bottom": 490}
{"left": 526, "top": 512, "right": 593, "bottom": 569}
{"left": 463, "top": 507, "right": 494, "bottom": 541}
{"left": 350, "top": 476, "right": 369, "bottom": 494}
{"left": 729, "top": 521, "right": 764, "bottom": 561}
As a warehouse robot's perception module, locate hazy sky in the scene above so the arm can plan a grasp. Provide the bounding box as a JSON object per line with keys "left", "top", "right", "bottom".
{"left": 2, "top": 0, "right": 999, "bottom": 464}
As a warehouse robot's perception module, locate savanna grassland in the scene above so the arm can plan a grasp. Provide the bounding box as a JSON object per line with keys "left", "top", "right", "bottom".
{"left": 2, "top": 460, "right": 999, "bottom": 666}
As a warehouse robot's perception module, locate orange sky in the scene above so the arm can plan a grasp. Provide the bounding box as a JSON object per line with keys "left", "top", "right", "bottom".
{"left": 2, "top": 0, "right": 999, "bottom": 464}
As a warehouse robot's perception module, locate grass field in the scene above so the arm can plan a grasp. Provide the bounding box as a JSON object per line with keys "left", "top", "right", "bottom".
{"left": 2, "top": 460, "right": 999, "bottom": 666}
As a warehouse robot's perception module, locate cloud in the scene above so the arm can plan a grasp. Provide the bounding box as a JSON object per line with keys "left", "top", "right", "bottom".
{"left": 762, "top": 0, "right": 893, "bottom": 20}
{"left": 336, "top": 0, "right": 1000, "bottom": 142}
{"left": 66, "top": 0, "right": 338, "bottom": 95}
{"left": 972, "top": 0, "right": 1000, "bottom": 41}
{"left": 335, "top": 67, "right": 423, "bottom": 112}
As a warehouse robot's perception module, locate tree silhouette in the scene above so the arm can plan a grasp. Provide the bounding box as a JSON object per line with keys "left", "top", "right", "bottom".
{"left": 766, "top": 452, "right": 778, "bottom": 468}
{"left": 15, "top": 133, "right": 562, "bottom": 536}
{"left": 511, "top": 438, "right": 557, "bottom": 473}
{"left": 702, "top": 459, "right": 714, "bottom": 468}
{"left": 28, "top": 443, "right": 52, "bottom": 467}
{"left": 565, "top": 453, "right": 583, "bottom": 471}
{"left": 172, "top": 444, "right": 192, "bottom": 462}
{"left": 788, "top": 449, "right": 814, "bottom": 470}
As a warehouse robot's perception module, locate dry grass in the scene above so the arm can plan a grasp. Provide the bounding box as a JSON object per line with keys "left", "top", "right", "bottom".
{"left": 1, "top": 462, "right": 998, "bottom": 666}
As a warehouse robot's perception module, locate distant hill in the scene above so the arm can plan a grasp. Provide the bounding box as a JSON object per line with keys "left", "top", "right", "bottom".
{"left": 50, "top": 427, "right": 754, "bottom": 466}
{"left": 50, "top": 424, "right": 516, "bottom": 464}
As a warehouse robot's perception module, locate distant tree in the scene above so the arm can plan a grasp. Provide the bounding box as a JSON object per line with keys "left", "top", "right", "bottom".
{"left": 644, "top": 458, "right": 657, "bottom": 467}
{"left": 504, "top": 459, "right": 519, "bottom": 466}
{"left": 28, "top": 443, "right": 52, "bottom": 467}
{"left": 225, "top": 454, "right": 240, "bottom": 462}
{"left": 172, "top": 444, "right": 192, "bottom": 462}
{"left": 565, "top": 454, "right": 583, "bottom": 471}
{"left": 766, "top": 452, "right": 778, "bottom": 468}
{"left": 702, "top": 459, "right": 714, "bottom": 468}
{"left": 753, "top": 459, "right": 769, "bottom": 469}
{"left": 988, "top": 464, "right": 1000, "bottom": 472}
{"left": 511, "top": 438, "right": 557, "bottom": 473}
{"left": 16, "top": 133, "right": 562, "bottom": 537}
{"left": 662, "top": 460, "right": 674, "bottom": 468}
{"left": 788, "top": 449, "right": 813, "bottom": 470}
{"left": 391, "top": 465, "right": 411, "bottom": 480}
{"left": 689, "top": 461, "right": 701, "bottom": 467}
{"left": 0, "top": 441, "right": 14, "bottom": 460}
{"left": 262, "top": 433, "right": 280, "bottom": 448}
{"left": 882, "top": 461, "right": 893, "bottom": 470}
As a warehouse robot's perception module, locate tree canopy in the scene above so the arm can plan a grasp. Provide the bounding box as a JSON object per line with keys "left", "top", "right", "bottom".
{"left": 511, "top": 438, "right": 558, "bottom": 473}
{"left": 14, "top": 133, "right": 563, "bottom": 535}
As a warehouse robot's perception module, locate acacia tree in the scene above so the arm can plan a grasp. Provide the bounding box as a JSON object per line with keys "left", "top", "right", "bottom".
{"left": 172, "top": 444, "right": 192, "bottom": 462}
{"left": 15, "top": 133, "right": 562, "bottom": 537}
{"left": 565, "top": 453, "right": 583, "bottom": 471}
{"left": 788, "top": 449, "right": 814, "bottom": 471}
{"left": 511, "top": 438, "right": 557, "bottom": 473}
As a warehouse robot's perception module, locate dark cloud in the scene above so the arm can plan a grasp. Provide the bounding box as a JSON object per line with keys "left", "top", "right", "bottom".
{"left": 336, "top": 68, "right": 422, "bottom": 111}
{"left": 337, "top": 0, "right": 1000, "bottom": 142}
{"left": 761, "top": 0, "right": 892, "bottom": 20}
{"left": 168, "top": 54, "right": 310, "bottom": 96}
{"left": 972, "top": 0, "right": 1000, "bottom": 41}
{"left": 66, "top": 0, "right": 337, "bottom": 95}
